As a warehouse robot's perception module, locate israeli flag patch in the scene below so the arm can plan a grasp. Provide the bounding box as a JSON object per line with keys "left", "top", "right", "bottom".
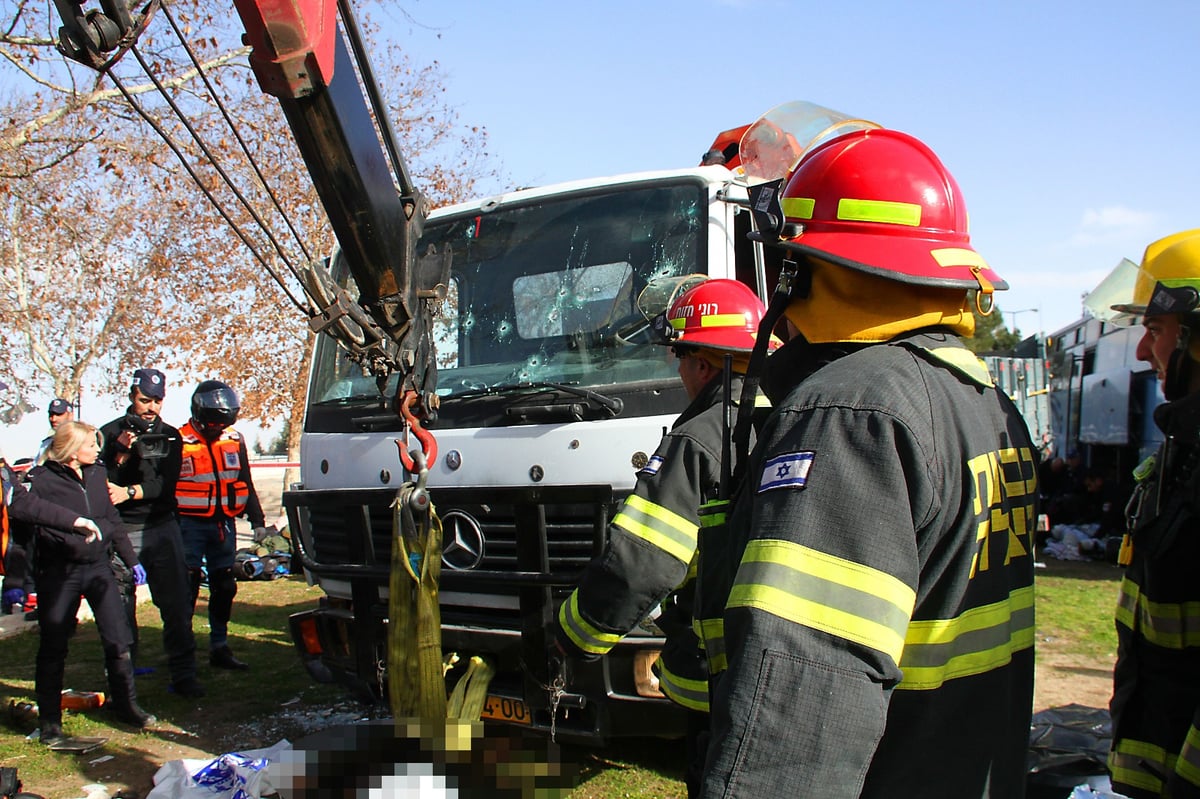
{"left": 758, "top": 451, "right": 815, "bottom": 493}
{"left": 640, "top": 455, "right": 665, "bottom": 476}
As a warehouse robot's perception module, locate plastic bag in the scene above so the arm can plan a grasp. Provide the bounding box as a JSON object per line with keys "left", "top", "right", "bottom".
{"left": 146, "top": 740, "right": 291, "bottom": 799}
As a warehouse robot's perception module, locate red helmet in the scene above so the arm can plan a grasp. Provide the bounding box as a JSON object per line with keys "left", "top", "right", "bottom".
{"left": 776, "top": 128, "right": 1006, "bottom": 293}
{"left": 666, "top": 279, "right": 770, "bottom": 352}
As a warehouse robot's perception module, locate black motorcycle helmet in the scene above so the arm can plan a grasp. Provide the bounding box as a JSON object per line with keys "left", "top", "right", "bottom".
{"left": 190, "top": 379, "right": 240, "bottom": 437}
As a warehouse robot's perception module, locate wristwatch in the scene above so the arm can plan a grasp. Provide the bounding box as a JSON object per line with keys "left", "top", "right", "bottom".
{"left": 126, "top": 485, "right": 136, "bottom": 500}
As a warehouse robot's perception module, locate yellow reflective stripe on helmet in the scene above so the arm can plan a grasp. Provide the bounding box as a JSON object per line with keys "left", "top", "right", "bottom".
{"left": 923, "top": 346, "right": 995, "bottom": 388}
{"left": 557, "top": 590, "right": 622, "bottom": 656}
{"left": 782, "top": 197, "right": 815, "bottom": 220}
{"left": 657, "top": 663, "right": 710, "bottom": 712}
{"left": 838, "top": 198, "right": 922, "bottom": 227}
{"left": 671, "top": 313, "right": 749, "bottom": 330}
{"left": 695, "top": 616, "right": 726, "bottom": 674}
{"left": 613, "top": 494, "right": 697, "bottom": 565}
{"left": 726, "top": 539, "right": 916, "bottom": 663}
{"left": 1109, "top": 739, "right": 1171, "bottom": 795}
{"left": 1179, "top": 725, "right": 1200, "bottom": 790}
{"left": 895, "top": 585, "right": 1034, "bottom": 690}
{"left": 931, "top": 247, "right": 990, "bottom": 270}
{"left": 1115, "top": 577, "right": 1200, "bottom": 649}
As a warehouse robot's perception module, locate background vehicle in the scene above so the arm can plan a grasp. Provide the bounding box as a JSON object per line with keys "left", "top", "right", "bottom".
{"left": 1045, "top": 314, "right": 1162, "bottom": 502}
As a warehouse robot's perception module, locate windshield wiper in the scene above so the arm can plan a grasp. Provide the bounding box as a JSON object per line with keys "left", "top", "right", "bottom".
{"left": 450, "top": 381, "right": 623, "bottom": 417}
{"left": 315, "top": 392, "right": 388, "bottom": 407}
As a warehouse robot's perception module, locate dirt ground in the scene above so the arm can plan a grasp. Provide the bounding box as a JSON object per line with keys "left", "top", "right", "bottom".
{"left": 1032, "top": 557, "right": 1122, "bottom": 713}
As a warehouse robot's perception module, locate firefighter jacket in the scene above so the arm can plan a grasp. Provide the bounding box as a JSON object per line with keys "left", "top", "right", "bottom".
{"left": 176, "top": 422, "right": 265, "bottom": 526}
{"left": 1109, "top": 390, "right": 1200, "bottom": 799}
{"left": 698, "top": 330, "right": 1037, "bottom": 799}
{"left": 26, "top": 461, "right": 137, "bottom": 570}
{"left": 99, "top": 411, "right": 183, "bottom": 531}
{"left": 555, "top": 375, "right": 746, "bottom": 713}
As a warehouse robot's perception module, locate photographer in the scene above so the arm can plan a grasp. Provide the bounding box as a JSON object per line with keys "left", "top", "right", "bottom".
{"left": 100, "top": 368, "right": 204, "bottom": 698}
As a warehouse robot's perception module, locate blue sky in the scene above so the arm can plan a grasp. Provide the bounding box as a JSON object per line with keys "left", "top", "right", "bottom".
{"left": 380, "top": 0, "right": 1200, "bottom": 337}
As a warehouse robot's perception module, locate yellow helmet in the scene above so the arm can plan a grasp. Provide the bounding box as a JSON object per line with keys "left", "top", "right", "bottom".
{"left": 1088, "top": 229, "right": 1200, "bottom": 324}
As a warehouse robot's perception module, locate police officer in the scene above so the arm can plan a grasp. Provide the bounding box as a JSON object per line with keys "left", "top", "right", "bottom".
{"left": 1096, "top": 230, "right": 1200, "bottom": 798}
{"left": 698, "top": 128, "right": 1037, "bottom": 798}
{"left": 36, "top": 397, "right": 74, "bottom": 465}
{"left": 176, "top": 379, "right": 266, "bottom": 671}
{"left": 552, "top": 278, "right": 775, "bottom": 798}
{"left": 100, "top": 368, "right": 204, "bottom": 698}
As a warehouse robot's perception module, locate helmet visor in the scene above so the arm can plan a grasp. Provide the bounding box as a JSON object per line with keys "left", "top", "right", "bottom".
{"left": 636, "top": 274, "right": 708, "bottom": 343}
{"left": 739, "top": 101, "right": 881, "bottom": 183}
{"left": 1084, "top": 257, "right": 1148, "bottom": 326}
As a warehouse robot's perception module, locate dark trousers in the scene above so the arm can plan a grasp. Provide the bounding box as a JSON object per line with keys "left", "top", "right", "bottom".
{"left": 685, "top": 709, "right": 709, "bottom": 799}
{"left": 1, "top": 521, "right": 36, "bottom": 596}
{"left": 35, "top": 559, "right": 134, "bottom": 727}
{"left": 180, "top": 516, "right": 238, "bottom": 649}
{"left": 119, "top": 519, "right": 198, "bottom": 682}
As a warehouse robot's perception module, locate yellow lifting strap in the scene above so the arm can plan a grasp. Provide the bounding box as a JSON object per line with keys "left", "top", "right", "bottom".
{"left": 387, "top": 447, "right": 498, "bottom": 735}
{"left": 388, "top": 479, "right": 446, "bottom": 721}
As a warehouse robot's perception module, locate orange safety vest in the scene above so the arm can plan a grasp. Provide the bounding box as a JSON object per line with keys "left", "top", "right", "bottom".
{"left": 1, "top": 497, "right": 8, "bottom": 576}
{"left": 1, "top": 467, "right": 11, "bottom": 575}
{"left": 176, "top": 422, "right": 250, "bottom": 519}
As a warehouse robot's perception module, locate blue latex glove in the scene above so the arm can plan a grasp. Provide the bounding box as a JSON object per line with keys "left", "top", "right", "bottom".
{"left": 2, "top": 588, "right": 25, "bottom": 609}
{"left": 132, "top": 563, "right": 147, "bottom": 586}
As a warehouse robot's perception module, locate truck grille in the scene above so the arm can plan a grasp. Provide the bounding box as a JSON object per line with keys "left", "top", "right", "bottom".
{"left": 284, "top": 485, "right": 620, "bottom": 628}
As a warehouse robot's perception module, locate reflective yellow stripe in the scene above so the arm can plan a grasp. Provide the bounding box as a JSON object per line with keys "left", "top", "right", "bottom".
{"left": 1110, "top": 739, "right": 1171, "bottom": 794}
{"left": 896, "top": 586, "right": 1035, "bottom": 690}
{"left": 781, "top": 197, "right": 815, "bottom": 220}
{"left": 698, "top": 498, "right": 728, "bottom": 527}
{"left": 1179, "top": 725, "right": 1200, "bottom": 789}
{"left": 727, "top": 539, "right": 916, "bottom": 663}
{"left": 1115, "top": 577, "right": 1200, "bottom": 649}
{"left": 557, "top": 590, "right": 622, "bottom": 656}
{"left": 924, "top": 346, "right": 994, "bottom": 388}
{"left": 613, "top": 494, "right": 697, "bottom": 564}
{"left": 931, "top": 247, "right": 990, "bottom": 270}
{"left": 838, "top": 198, "right": 922, "bottom": 227}
{"left": 669, "top": 313, "right": 747, "bottom": 330}
{"left": 657, "top": 662, "right": 709, "bottom": 712}
{"left": 696, "top": 617, "right": 726, "bottom": 674}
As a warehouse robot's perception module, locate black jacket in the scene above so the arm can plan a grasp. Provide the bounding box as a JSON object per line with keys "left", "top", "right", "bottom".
{"left": 3, "top": 460, "right": 81, "bottom": 532}
{"left": 27, "top": 461, "right": 137, "bottom": 570}
{"left": 99, "top": 411, "right": 183, "bottom": 530}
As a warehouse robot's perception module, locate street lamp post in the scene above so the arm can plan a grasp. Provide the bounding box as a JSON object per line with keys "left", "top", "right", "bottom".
{"left": 1007, "top": 308, "right": 1040, "bottom": 335}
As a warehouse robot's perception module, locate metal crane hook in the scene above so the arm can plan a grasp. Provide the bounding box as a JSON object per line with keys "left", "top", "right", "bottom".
{"left": 397, "top": 389, "right": 437, "bottom": 474}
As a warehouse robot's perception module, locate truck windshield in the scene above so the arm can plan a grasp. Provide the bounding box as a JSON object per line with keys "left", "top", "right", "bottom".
{"left": 311, "top": 179, "right": 708, "bottom": 405}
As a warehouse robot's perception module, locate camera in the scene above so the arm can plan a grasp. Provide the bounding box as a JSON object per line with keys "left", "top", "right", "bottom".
{"left": 133, "top": 432, "right": 172, "bottom": 460}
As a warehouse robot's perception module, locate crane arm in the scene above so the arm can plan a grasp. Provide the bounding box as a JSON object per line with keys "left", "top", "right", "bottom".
{"left": 53, "top": 0, "right": 449, "bottom": 418}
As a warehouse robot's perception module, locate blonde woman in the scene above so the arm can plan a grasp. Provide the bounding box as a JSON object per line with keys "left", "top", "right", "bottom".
{"left": 26, "top": 421, "right": 154, "bottom": 745}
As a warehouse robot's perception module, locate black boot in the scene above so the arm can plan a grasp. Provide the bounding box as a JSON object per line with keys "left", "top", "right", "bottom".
{"left": 39, "top": 720, "right": 64, "bottom": 746}
{"left": 107, "top": 653, "right": 156, "bottom": 728}
{"left": 210, "top": 645, "right": 249, "bottom": 671}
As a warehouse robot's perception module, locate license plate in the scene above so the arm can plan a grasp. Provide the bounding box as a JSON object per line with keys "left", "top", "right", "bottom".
{"left": 480, "top": 694, "right": 531, "bottom": 725}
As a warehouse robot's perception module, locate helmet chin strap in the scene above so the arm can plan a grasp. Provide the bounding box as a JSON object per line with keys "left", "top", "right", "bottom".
{"left": 1165, "top": 324, "right": 1196, "bottom": 401}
